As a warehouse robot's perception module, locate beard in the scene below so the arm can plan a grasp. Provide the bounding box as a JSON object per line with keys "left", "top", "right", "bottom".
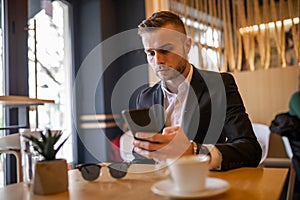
{"left": 154, "top": 44, "right": 189, "bottom": 81}
{"left": 155, "top": 58, "right": 187, "bottom": 81}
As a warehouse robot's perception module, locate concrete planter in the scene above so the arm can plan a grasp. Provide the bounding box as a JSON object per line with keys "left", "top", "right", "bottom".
{"left": 33, "top": 159, "right": 68, "bottom": 195}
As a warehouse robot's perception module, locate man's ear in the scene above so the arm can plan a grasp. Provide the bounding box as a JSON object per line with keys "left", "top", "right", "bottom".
{"left": 184, "top": 38, "right": 192, "bottom": 54}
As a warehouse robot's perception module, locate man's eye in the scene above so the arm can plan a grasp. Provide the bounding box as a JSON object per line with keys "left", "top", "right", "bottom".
{"left": 147, "top": 51, "right": 155, "bottom": 56}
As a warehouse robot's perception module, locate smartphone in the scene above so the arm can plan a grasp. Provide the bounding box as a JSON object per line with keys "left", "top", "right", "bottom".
{"left": 121, "top": 107, "right": 164, "bottom": 140}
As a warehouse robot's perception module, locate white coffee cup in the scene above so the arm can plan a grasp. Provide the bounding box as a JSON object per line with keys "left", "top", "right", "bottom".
{"left": 167, "top": 155, "right": 210, "bottom": 192}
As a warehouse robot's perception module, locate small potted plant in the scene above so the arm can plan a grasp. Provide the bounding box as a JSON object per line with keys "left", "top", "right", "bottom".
{"left": 23, "top": 129, "right": 69, "bottom": 195}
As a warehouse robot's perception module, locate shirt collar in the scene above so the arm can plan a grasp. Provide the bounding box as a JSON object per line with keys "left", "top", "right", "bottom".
{"left": 161, "top": 64, "right": 193, "bottom": 96}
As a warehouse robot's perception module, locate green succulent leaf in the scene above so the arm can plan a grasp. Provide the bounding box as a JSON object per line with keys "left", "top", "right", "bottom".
{"left": 55, "top": 135, "right": 69, "bottom": 155}
{"left": 22, "top": 129, "right": 69, "bottom": 161}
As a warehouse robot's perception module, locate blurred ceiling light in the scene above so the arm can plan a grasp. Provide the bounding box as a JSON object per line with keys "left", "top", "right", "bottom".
{"left": 239, "top": 17, "right": 299, "bottom": 34}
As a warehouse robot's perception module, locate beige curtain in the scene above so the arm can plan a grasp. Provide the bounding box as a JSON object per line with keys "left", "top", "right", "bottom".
{"left": 288, "top": 0, "right": 300, "bottom": 66}
{"left": 168, "top": 0, "right": 300, "bottom": 71}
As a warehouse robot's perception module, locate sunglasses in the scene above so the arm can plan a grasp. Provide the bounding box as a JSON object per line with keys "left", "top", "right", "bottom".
{"left": 76, "top": 162, "right": 131, "bottom": 181}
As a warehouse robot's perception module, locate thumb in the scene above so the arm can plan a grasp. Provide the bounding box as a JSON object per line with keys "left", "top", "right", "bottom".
{"left": 162, "top": 126, "right": 180, "bottom": 135}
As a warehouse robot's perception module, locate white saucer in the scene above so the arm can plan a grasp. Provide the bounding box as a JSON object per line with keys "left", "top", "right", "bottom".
{"left": 151, "top": 177, "right": 230, "bottom": 199}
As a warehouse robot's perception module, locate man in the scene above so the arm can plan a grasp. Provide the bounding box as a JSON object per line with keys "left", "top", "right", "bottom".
{"left": 289, "top": 91, "right": 300, "bottom": 119}
{"left": 132, "top": 11, "right": 261, "bottom": 171}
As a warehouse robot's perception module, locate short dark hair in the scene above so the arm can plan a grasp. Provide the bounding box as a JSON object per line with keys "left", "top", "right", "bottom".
{"left": 138, "top": 11, "right": 186, "bottom": 35}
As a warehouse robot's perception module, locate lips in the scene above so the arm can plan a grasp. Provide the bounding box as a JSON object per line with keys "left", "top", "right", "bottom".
{"left": 156, "top": 66, "right": 170, "bottom": 72}
{"left": 158, "top": 68, "right": 168, "bottom": 72}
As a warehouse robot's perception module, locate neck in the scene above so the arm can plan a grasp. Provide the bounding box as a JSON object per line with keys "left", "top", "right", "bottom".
{"left": 165, "top": 63, "right": 191, "bottom": 94}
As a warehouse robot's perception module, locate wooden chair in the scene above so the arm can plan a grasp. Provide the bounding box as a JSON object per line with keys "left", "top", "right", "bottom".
{"left": 0, "top": 133, "right": 22, "bottom": 183}
{"left": 251, "top": 123, "right": 295, "bottom": 200}
{"left": 264, "top": 133, "right": 296, "bottom": 200}
{"left": 119, "top": 130, "right": 134, "bottom": 161}
{"left": 252, "top": 123, "right": 271, "bottom": 165}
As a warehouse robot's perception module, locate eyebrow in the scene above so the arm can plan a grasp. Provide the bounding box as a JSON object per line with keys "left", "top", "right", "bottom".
{"left": 144, "top": 43, "right": 173, "bottom": 52}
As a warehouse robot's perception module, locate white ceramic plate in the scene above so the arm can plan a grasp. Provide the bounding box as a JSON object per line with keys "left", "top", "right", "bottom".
{"left": 151, "top": 177, "right": 230, "bottom": 199}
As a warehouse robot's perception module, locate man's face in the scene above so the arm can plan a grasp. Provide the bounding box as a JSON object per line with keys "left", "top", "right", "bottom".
{"left": 141, "top": 24, "right": 191, "bottom": 81}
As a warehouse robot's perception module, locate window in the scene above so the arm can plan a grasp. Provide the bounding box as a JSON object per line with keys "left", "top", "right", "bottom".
{"left": 27, "top": 1, "right": 73, "bottom": 164}
{"left": 170, "top": 0, "right": 224, "bottom": 72}
{"left": 0, "top": 0, "right": 5, "bottom": 127}
{"left": 183, "top": 17, "right": 223, "bottom": 72}
{"left": 0, "top": 0, "right": 5, "bottom": 187}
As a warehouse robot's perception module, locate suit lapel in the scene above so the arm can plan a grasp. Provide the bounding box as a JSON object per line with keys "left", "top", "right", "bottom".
{"left": 153, "top": 84, "right": 165, "bottom": 132}
{"left": 153, "top": 83, "right": 164, "bottom": 105}
{"left": 152, "top": 68, "right": 210, "bottom": 139}
{"left": 182, "top": 68, "right": 206, "bottom": 138}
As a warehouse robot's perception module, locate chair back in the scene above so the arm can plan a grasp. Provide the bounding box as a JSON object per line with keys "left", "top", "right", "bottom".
{"left": 119, "top": 131, "right": 134, "bottom": 161}
{"left": 281, "top": 136, "right": 293, "bottom": 159}
{"left": 0, "top": 133, "right": 22, "bottom": 182}
{"left": 252, "top": 123, "right": 271, "bottom": 164}
{"left": 0, "top": 133, "right": 20, "bottom": 150}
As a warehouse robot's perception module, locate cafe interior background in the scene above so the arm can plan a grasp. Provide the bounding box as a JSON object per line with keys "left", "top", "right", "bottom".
{"left": 0, "top": 0, "right": 299, "bottom": 193}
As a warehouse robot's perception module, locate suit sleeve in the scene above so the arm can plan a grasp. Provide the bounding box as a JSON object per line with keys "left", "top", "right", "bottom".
{"left": 135, "top": 83, "right": 162, "bottom": 109}
{"left": 215, "top": 73, "right": 262, "bottom": 171}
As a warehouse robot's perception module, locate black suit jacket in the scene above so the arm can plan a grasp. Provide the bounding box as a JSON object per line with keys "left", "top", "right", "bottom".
{"left": 135, "top": 67, "right": 262, "bottom": 171}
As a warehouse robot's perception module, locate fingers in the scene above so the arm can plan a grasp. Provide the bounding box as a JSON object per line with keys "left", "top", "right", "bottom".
{"left": 134, "top": 147, "right": 168, "bottom": 160}
{"left": 135, "top": 132, "right": 174, "bottom": 143}
{"left": 135, "top": 132, "right": 157, "bottom": 142}
{"left": 162, "top": 126, "right": 180, "bottom": 135}
{"left": 133, "top": 139, "right": 165, "bottom": 151}
{"left": 135, "top": 125, "right": 181, "bottom": 141}
{"left": 133, "top": 126, "right": 191, "bottom": 160}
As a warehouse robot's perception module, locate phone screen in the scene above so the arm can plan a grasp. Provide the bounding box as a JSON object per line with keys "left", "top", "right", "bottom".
{"left": 122, "top": 107, "right": 164, "bottom": 139}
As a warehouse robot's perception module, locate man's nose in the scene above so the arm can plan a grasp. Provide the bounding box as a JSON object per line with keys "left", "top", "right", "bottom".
{"left": 154, "top": 52, "right": 165, "bottom": 65}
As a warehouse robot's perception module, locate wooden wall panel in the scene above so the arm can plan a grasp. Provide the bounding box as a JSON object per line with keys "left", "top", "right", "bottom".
{"left": 233, "top": 67, "right": 300, "bottom": 125}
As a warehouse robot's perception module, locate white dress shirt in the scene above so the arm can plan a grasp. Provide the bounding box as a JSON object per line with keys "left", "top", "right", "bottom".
{"left": 161, "top": 65, "right": 222, "bottom": 169}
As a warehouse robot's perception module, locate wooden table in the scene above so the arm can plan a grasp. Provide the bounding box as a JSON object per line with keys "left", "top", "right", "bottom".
{"left": 0, "top": 165, "right": 288, "bottom": 200}
{"left": 0, "top": 96, "right": 55, "bottom": 106}
{"left": 0, "top": 95, "right": 55, "bottom": 130}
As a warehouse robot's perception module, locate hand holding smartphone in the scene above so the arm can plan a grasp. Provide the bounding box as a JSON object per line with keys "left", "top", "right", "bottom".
{"left": 121, "top": 107, "right": 164, "bottom": 141}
